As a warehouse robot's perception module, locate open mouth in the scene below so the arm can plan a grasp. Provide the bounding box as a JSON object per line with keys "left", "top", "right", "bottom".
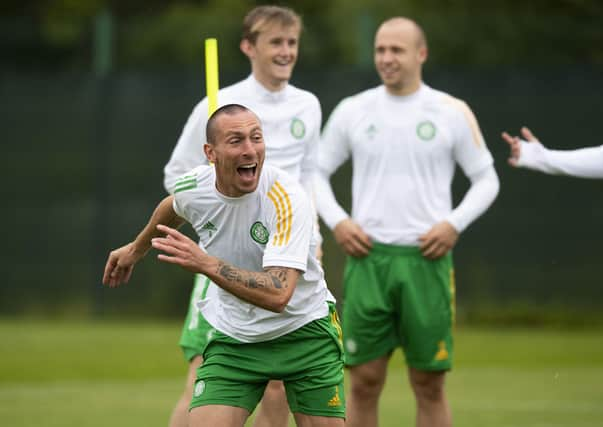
{"left": 237, "top": 163, "right": 257, "bottom": 180}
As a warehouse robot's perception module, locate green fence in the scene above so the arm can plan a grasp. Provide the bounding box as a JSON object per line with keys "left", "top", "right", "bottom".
{"left": 2, "top": 65, "right": 602, "bottom": 322}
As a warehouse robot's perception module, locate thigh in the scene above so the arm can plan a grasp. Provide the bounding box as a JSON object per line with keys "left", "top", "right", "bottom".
{"left": 189, "top": 404, "right": 249, "bottom": 427}
{"left": 399, "top": 254, "right": 454, "bottom": 371}
{"left": 342, "top": 255, "right": 398, "bottom": 366}
{"left": 282, "top": 305, "right": 346, "bottom": 419}
{"left": 190, "top": 336, "right": 268, "bottom": 412}
{"left": 179, "top": 274, "right": 215, "bottom": 361}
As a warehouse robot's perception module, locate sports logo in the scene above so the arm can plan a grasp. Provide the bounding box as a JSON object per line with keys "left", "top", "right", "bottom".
{"left": 290, "top": 118, "right": 306, "bottom": 139}
{"left": 434, "top": 340, "right": 449, "bottom": 361}
{"left": 365, "top": 124, "right": 378, "bottom": 139}
{"left": 345, "top": 338, "right": 358, "bottom": 354}
{"left": 328, "top": 385, "right": 342, "bottom": 407}
{"left": 201, "top": 221, "right": 217, "bottom": 238}
{"left": 250, "top": 221, "right": 269, "bottom": 244}
{"left": 416, "top": 120, "right": 436, "bottom": 141}
{"left": 193, "top": 380, "right": 205, "bottom": 397}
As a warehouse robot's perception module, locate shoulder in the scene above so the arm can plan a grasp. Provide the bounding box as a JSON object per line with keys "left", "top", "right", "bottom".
{"left": 336, "top": 86, "right": 381, "bottom": 114}
{"left": 173, "top": 165, "right": 214, "bottom": 195}
{"left": 422, "top": 85, "right": 474, "bottom": 119}
{"left": 218, "top": 80, "right": 248, "bottom": 101}
{"left": 260, "top": 165, "right": 308, "bottom": 204}
{"left": 286, "top": 84, "right": 321, "bottom": 109}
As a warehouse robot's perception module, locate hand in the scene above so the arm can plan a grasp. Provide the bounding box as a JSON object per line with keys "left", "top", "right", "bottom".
{"left": 333, "top": 218, "right": 372, "bottom": 258}
{"left": 102, "top": 242, "right": 146, "bottom": 288}
{"left": 419, "top": 221, "right": 458, "bottom": 260}
{"left": 151, "top": 224, "right": 208, "bottom": 273}
{"left": 501, "top": 126, "right": 539, "bottom": 167}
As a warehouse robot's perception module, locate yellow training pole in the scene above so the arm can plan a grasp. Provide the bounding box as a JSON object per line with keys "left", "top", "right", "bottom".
{"left": 205, "top": 38, "right": 219, "bottom": 117}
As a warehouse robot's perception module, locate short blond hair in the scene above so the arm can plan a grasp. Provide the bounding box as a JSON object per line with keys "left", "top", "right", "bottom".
{"left": 242, "top": 5, "right": 302, "bottom": 44}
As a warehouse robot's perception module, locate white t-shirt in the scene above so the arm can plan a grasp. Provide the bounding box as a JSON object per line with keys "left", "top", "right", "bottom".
{"left": 172, "top": 165, "right": 331, "bottom": 343}
{"left": 164, "top": 74, "right": 322, "bottom": 195}
{"left": 316, "top": 84, "right": 494, "bottom": 245}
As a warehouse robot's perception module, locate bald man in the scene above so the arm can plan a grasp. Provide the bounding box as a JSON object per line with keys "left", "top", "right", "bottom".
{"left": 315, "top": 17, "right": 500, "bottom": 427}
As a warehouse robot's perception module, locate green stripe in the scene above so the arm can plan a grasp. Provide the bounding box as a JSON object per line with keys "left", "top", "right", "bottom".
{"left": 174, "top": 183, "right": 197, "bottom": 193}
{"left": 174, "top": 178, "right": 196, "bottom": 187}
{"left": 201, "top": 277, "right": 211, "bottom": 299}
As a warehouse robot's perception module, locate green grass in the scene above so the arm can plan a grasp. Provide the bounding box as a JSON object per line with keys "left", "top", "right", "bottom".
{"left": 1, "top": 319, "right": 602, "bottom": 426}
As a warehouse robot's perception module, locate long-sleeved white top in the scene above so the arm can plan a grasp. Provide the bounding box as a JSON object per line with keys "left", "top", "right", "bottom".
{"left": 517, "top": 141, "right": 603, "bottom": 178}
{"left": 315, "top": 84, "right": 499, "bottom": 245}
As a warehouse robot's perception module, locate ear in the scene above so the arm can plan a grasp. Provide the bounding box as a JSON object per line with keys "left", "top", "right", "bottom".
{"left": 204, "top": 143, "right": 216, "bottom": 163}
{"left": 418, "top": 46, "right": 428, "bottom": 64}
{"left": 240, "top": 39, "right": 254, "bottom": 59}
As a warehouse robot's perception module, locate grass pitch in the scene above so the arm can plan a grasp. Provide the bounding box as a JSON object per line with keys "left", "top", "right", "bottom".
{"left": 1, "top": 319, "right": 601, "bottom": 426}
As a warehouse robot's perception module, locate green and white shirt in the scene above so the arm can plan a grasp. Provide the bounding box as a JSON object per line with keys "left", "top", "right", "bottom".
{"left": 172, "top": 165, "right": 331, "bottom": 343}
{"left": 316, "top": 84, "right": 495, "bottom": 245}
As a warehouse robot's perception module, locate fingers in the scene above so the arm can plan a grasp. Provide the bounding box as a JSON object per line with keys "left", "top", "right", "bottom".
{"left": 521, "top": 126, "right": 537, "bottom": 142}
{"left": 102, "top": 259, "right": 133, "bottom": 288}
{"left": 151, "top": 236, "right": 188, "bottom": 258}
{"left": 419, "top": 238, "right": 449, "bottom": 259}
{"left": 501, "top": 131, "right": 514, "bottom": 146}
{"left": 102, "top": 251, "right": 133, "bottom": 287}
{"left": 343, "top": 236, "right": 371, "bottom": 258}
{"left": 501, "top": 131, "right": 521, "bottom": 167}
{"left": 157, "top": 224, "right": 185, "bottom": 240}
{"left": 102, "top": 256, "right": 117, "bottom": 285}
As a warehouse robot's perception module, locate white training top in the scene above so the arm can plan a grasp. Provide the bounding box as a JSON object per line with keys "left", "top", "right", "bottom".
{"left": 164, "top": 74, "right": 322, "bottom": 195}
{"left": 517, "top": 141, "right": 603, "bottom": 179}
{"left": 172, "top": 165, "right": 331, "bottom": 343}
{"left": 315, "top": 84, "right": 495, "bottom": 245}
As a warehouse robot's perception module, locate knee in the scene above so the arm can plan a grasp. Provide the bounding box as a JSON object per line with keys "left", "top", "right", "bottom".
{"left": 410, "top": 371, "right": 445, "bottom": 403}
{"left": 350, "top": 369, "right": 386, "bottom": 401}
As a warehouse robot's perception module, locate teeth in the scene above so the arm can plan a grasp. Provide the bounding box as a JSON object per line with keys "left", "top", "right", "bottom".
{"left": 239, "top": 164, "right": 256, "bottom": 169}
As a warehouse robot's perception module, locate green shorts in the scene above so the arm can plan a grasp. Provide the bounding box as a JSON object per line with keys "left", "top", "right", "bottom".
{"left": 179, "top": 274, "right": 214, "bottom": 361}
{"left": 190, "top": 304, "right": 345, "bottom": 418}
{"left": 342, "top": 243, "right": 455, "bottom": 371}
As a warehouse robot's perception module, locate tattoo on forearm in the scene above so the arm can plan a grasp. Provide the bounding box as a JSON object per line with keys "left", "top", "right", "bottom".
{"left": 216, "top": 262, "right": 288, "bottom": 290}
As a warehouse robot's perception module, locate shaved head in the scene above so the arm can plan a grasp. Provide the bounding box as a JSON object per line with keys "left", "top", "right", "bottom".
{"left": 377, "top": 17, "right": 427, "bottom": 49}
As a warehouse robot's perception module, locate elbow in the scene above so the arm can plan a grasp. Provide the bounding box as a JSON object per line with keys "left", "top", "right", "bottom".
{"left": 267, "top": 291, "right": 294, "bottom": 313}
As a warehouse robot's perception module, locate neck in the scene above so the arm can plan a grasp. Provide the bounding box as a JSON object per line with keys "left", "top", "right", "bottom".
{"left": 385, "top": 78, "right": 422, "bottom": 96}
{"left": 252, "top": 72, "right": 287, "bottom": 92}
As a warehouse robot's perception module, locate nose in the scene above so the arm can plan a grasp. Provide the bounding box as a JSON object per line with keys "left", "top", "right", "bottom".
{"left": 279, "top": 42, "right": 292, "bottom": 57}
{"left": 241, "top": 138, "right": 256, "bottom": 157}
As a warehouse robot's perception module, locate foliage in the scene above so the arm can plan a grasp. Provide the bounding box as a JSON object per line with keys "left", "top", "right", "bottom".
{"left": 2, "top": 0, "right": 602, "bottom": 70}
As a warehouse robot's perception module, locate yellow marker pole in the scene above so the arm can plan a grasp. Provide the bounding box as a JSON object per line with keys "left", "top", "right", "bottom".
{"left": 205, "top": 38, "right": 219, "bottom": 117}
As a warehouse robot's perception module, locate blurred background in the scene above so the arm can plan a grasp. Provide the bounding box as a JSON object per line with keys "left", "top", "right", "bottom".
{"left": 2, "top": 2, "right": 603, "bottom": 426}
{"left": 2, "top": 0, "right": 603, "bottom": 324}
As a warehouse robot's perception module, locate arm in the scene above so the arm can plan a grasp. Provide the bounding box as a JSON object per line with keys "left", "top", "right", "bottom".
{"left": 102, "top": 196, "right": 185, "bottom": 287}
{"left": 420, "top": 166, "right": 499, "bottom": 259}
{"left": 163, "top": 100, "right": 210, "bottom": 193}
{"left": 299, "top": 97, "right": 322, "bottom": 197}
{"left": 314, "top": 99, "right": 372, "bottom": 257}
{"left": 152, "top": 225, "right": 298, "bottom": 313}
{"left": 502, "top": 126, "right": 603, "bottom": 178}
{"left": 315, "top": 166, "right": 372, "bottom": 257}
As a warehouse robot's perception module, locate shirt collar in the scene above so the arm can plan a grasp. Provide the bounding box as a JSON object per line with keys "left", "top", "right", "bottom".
{"left": 245, "top": 74, "right": 288, "bottom": 103}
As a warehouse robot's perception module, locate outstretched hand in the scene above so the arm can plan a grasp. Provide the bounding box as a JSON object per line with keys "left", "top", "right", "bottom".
{"left": 152, "top": 224, "right": 208, "bottom": 273}
{"left": 501, "top": 126, "right": 539, "bottom": 167}
{"left": 419, "top": 221, "right": 458, "bottom": 260}
{"left": 102, "top": 242, "right": 146, "bottom": 288}
{"left": 333, "top": 218, "right": 372, "bottom": 258}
